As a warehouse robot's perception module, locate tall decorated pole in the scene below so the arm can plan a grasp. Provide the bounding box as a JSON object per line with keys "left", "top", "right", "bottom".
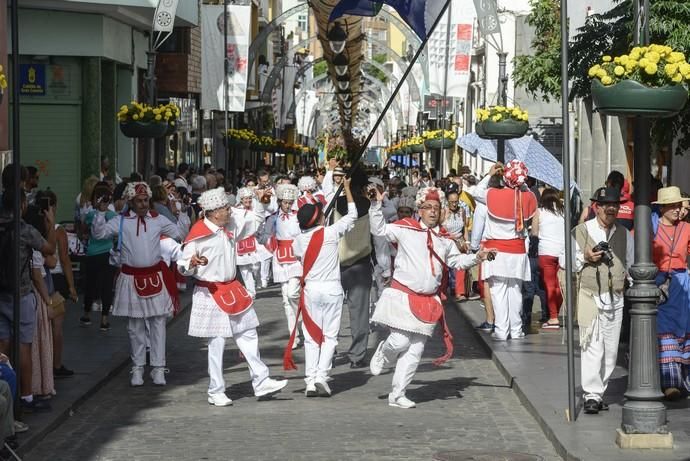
{"left": 618, "top": 0, "right": 671, "bottom": 444}
{"left": 146, "top": 0, "right": 179, "bottom": 178}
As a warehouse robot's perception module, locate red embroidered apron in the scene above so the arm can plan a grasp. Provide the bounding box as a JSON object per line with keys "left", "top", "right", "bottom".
{"left": 121, "top": 261, "right": 180, "bottom": 314}
{"left": 195, "top": 279, "right": 253, "bottom": 315}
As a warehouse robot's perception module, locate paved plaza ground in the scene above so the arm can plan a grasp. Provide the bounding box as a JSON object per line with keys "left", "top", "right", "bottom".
{"left": 22, "top": 286, "right": 562, "bottom": 461}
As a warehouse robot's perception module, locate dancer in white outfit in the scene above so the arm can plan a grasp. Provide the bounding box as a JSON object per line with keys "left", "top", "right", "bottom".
{"left": 91, "top": 182, "right": 182, "bottom": 386}
{"left": 283, "top": 178, "right": 357, "bottom": 397}
{"left": 368, "top": 186, "right": 494, "bottom": 408}
{"left": 177, "top": 187, "right": 287, "bottom": 407}
{"left": 260, "top": 184, "right": 303, "bottom": 348}
{"left": 234, "top": 187, "right": 271, "bottom": 298}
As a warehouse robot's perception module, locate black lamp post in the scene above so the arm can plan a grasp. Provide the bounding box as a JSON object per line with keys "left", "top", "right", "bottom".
{"left": 619, "top": 0, "right": 669, "bottom": 440}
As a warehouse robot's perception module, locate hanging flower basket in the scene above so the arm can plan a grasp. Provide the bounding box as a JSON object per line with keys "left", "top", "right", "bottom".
{"left": 409, "top": 143, "right": 425, "bottom": 154}
{"left": 224, "top": 138, "right": 251, "bottom": 149}
{"left": 591, "top": 79, "right": 688, "bottom": 118}
{"left": 475, "top": 119, "right": 529, "bottom": 140}
{"left": 119, "top": 121, "right": 168, "bottom": 139}
{"left": 424, "top": 137, "right": 455, "bottom": 150}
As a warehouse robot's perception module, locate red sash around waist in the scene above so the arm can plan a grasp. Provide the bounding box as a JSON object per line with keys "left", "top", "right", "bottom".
{"left": 390, "top": 279, "right": 443, "bottom": 324}
{"left": 122, "top": 262, "right": 180, "bottom": 313}
{"left": 275, "top": 239, "right": 297, "bottom": 264}
{"left": 237, "top": 236, "right": 257, "bottom": 255}
{"left": 483, "top": 238, "right": 526, "bottom": 254}
{"left": 196, "top": 279, "right": 253, "bottom": 315}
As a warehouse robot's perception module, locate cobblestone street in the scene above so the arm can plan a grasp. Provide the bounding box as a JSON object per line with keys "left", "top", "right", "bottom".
{"left": 25, "top": 287, "right": 561, "bottom": 461}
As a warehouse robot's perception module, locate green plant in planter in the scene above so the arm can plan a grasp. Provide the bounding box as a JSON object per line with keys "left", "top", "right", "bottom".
{"left": 588, "top": 44, "right": 690, "bottom": 117}
{"left": 422, "top": 129, "right": 456, "bottom": 149}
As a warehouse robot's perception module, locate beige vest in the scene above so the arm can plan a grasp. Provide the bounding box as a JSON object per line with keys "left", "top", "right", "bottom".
{"left": 573, "top": 221, "right": 627, "bottom": 348}
{"left": 335, "top": 209, "right": 371, "bottom": 267}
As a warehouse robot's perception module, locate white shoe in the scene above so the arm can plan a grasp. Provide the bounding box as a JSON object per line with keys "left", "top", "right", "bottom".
{"left": 92, "top": 301, "right": 102, "bottom": 312}
{"left": 511, "top": 331, "right": 526, "bottom": 340}
{"left": 314, "top": 380, "right": 331, "bottom": 397}
{"left": 388, "top": 394, "right": 416, "bottom": 409}
{"left": 291, "top": 337, "right": 302, "bottom": 350}
{"left": 305, "top": 382, "right": 318, "bottom": 397}
{"left": 150, "top": 367, "right": 168, "bottom": 386}
{"left": 254, "top": 378, "right": 288, "bottom": 397}
{"left": 130, "top": 366, "right": 144, "bottom": 386}
{"left": 369, "top": 341, "right": 386, "bottom": 376}
{"left": 491, "top": 332, "right": 508, "bottom": 341}
{"left": 207, "top": 393, "right": 233, "bottom": 407}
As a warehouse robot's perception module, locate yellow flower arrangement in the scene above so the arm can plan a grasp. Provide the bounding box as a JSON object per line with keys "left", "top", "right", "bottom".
{"left": 225, "top": 128, "right": 258, "bottom": 143}
{"left": 0, "top": 65, "right": 7, "bottom": 91}
{"left": 117, "top": 101, "right": 180, "bottom": 124}
{"left": 476, "top": 106, "right": 528, "bottom": 123}
{"left": 421, "top": 129, "right": 456, "bottom": 140}
{"left": 588, "top": 44, "right": 690, "bottom": 87}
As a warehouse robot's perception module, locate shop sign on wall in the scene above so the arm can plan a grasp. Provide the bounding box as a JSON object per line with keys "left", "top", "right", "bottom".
{"left": 20, "top": 64, "right": 46, "bottom": 95}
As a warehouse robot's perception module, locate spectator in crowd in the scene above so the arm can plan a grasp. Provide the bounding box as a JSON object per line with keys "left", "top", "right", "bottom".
{"left": 148, "top": 175, "right": 163, "bottom": 189}
{"left": 25, "top": 166, "right": 40, "bottom": 204}
{"left": 650, "top": 186, "right": 690, "bottom": 401}
{"left": 24, "top": 205, "right": 57, "bottom": 397}
{"left": 35, "top": 190, "right": 77, "bottom": 377}
{"left": 174, "top": 163, "right": 191, "bottom": 193}
{"left": 531, "top": 188, "right": 565, "bottom": 329}
{"left": 572, "top": 187, "right": 633, "bottom": 414}
{"left": 80, "top": 183, "right": 118, "bottom": 331}
{"left": 442, "top": 183, "right": 471, "bottom": 301}
{"left": 0, "top": 187, "right": 56, "bottom": 412}
{"left": 151, "top": 185, "right": 176, "bottom": 224}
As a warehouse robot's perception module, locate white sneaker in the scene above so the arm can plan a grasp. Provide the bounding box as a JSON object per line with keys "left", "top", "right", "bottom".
{"left": 150, "top": 367, "right": 168, "bottom": 386}
{"left": 511, "top": 331, "right": 526, "bottom": 340}
{"left": 305, "top": 382, "right": 318, "bottom": 397}
{"left": 388, "top": 394, "right": 416, "bottom": 409}
{"left": 491, "top": 332, "right": 508, "bottom": 341}
{"left": 254, "top": 378, "right": 288, "bottom": 397}
{"left": 130, "top": 366, "right": 144, "bottom": 386}
{"left": 291, "top": 337, "right": 302, "bottom": 350}
{"left": 369, "top": 341, "right": 386, "bottom": 376}
{"left": 314, "top": 380, "right": 332, "bottom": 397}
{"left": 207, "top": 393, "right": 233, "bottom": 407}
{"left": 92, "top": 301, "right": 102, "bottom": 312}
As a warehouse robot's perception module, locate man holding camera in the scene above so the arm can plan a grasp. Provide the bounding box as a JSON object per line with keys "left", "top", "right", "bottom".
{"left": 572, "top": 186, "right": 633, "bottom": 414}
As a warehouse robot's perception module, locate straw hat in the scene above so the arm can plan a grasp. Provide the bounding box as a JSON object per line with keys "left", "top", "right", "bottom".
{"left": 653, "top": 186, "right": 684, "bottom": 205}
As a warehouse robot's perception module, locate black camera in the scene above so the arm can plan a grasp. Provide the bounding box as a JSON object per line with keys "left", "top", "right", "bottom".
{"left": 592, "top": 241, "right": 614, "bottom": 265}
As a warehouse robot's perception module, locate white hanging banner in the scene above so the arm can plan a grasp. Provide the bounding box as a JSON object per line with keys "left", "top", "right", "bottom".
{"left": 427, "top": 0, "right": 476, "bottom": 99}
{"left": 153, "top": 0, "right": 179, "bottom": 33}
{"left": 201, "top": 4, "right": 251, "bottom": 111}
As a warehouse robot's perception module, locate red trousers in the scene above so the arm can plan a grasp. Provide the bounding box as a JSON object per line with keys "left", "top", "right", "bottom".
{"left": 538, "top": 255, "right": 563, "bottom": 319}
{"left": 455, "top": 269, "right": 466, "bottom": 296}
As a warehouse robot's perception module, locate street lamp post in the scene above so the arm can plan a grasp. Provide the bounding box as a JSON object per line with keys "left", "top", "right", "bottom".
{"left": 496, "top": 51, "right": 508, "bottom": 164}
{"left": 619, "top": 0, "right": 670, "bottom": 442}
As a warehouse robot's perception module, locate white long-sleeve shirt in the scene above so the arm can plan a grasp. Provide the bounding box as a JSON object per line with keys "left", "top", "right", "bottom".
{"left": 91, "top": 210, "right": 182, "bottom": 268}
{"left": 569, "top": 218, "right": 634, "bottom": 309}
{"left": 369, "top": 202, "right": 478, "bottom": 294}
{"left": 177, "top": 208, "right": 264, "bottom": 282}
{"left": 292, "top": 202, "right": 357, "bottom": 283}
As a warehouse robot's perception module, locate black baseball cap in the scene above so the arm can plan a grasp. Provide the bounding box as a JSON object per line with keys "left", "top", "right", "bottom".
{"left": 297, "top": 203, "right": 323, "bottom": 230}
{"left": 591, "top": 186, "right": 622, "bottom": 204}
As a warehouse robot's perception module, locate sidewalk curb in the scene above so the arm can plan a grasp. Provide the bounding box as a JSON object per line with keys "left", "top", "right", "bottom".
{"left": 18, "top": 303, "right": 192, "bottom": 457}
{"left": 454, "top": 303, "right": 579, "bottom": 461}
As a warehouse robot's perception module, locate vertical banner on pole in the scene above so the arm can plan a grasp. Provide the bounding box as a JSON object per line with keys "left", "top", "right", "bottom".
{"left": 201, "top": 4, "right": 251, "bottom": 111}
{"left": 427, "top": 0, "right": 476, "bottom": 99}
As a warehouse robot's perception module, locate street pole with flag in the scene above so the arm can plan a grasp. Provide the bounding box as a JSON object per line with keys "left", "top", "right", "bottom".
{"left": 324, "top": 0, "right": 453, "bottom": 219}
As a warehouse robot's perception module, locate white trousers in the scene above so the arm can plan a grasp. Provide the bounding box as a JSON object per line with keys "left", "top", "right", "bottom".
{"left": 128, "top": 315, "right": 167, "bottom": 367}
{"left": 239, "top": 262, "right": 260, "bottom": 298}
{"left": 260, "top": 259, "right": 271, "bottom": 287}
{"left": 581, "top": 307, "right": 623, "bottom": 402}
{"left": 281, "top": 277, "right": 301, "bottom": 335}
{"left": 303, "top": 283, "right": 343, "bottom": 384}
{"left": 487, "top": 277, "right": 523, "bottom": 339}
{"left": 207, "top": 329, "right": 270, "bottom": 396}
{"left": 380, "top": 328, "right": 428, "bottom": 399}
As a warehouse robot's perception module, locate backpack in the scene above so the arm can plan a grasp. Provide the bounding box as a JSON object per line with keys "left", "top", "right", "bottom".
{"left": 0, "top": 221, "right": 31, "bottom": 292}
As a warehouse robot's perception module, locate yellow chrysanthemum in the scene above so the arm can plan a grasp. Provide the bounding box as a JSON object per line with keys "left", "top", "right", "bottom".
{"left": 614, "top": 66, "right": 625, "bottom": 77}
{"left": 644, "top": 63, "right": 658, "bottom": 75}
{"left": 601, "top": 76, "right": 613, "bottom": 85}
{"left": 602, "top": 56, "right": 612, "bottom": 62}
